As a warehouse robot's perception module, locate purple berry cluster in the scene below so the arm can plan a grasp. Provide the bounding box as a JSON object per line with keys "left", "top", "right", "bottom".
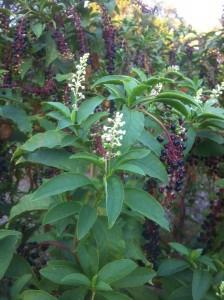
{"left": 52, "top": 16, "right": 72, "bottom": 59}
{"left": 131, "top": 0, "right": 159, "bottom": 14}
{"left": 100, "top": 5, "right": 116, "bottom": 74}
{"left": 67, "top": 6, "right": 88, "bottom": 55}
{"left": 198, "top": 192, "right": 224, "bottom": 251}
{"left": 158, "top": 120, "right": 187, "bottom": 206}
{"left": 17, "top": 242, "right": 49, "bottom": 273}
{"left": 12, "top": 18, "right": 27, "bottom": 69}
{"left": 143, "top": 220, "right": 160, "bottom": 268}
{"left": 23, "top": 78, "right": 56, "bottom": 97}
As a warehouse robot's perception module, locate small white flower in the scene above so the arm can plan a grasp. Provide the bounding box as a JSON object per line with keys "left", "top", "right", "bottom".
{"left": 194, "top": 88, "right": 203, "bottom": 104}
{"left": 101, "top": 112, "right": 126, "bottom": 159}
{"left": 150, "top": 83, "right": 163, "bottom": 96}
{"left": 68, "top": 53, "right": 89, "bottom": 107}
{"left": 210, "top": 81, "right": 224, "bottom": 98}
{"left": 167, "top": 65, "right": 180, "bottom": 72}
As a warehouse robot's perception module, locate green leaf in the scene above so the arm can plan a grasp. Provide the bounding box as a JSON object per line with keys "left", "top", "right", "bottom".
{"left": 20, "top": 58, "right": 33, "bottom": 79}
{"left": 113, "top": 267, "right": 156, "bottom": 288}
{"left": 46, "top": 36, "right": 58, "bottom": 66}
{"left": 70, "top": 153, "right": 103, "bottom": 167}
{"left": 31, "top": 22, "right": 45, "bottom": 38}
{"left": 0, "top": 105, "right": 32, "bottom": 133}
{"left": 184, "top": 127, "right": 196, "bottom": 155}
{"left": 62, "top": 273, "right": 91, "bottom": 287}
{"left": 95, "top": 281, "right": 112, "bottom": 292}
{"left": 10, "top": 195, "right": 53, "bottom": 220}
{"left": 125, "top": 188, "right": 169, "bottom": 230}
{"left": 21, "top": 130, "right": 68, "bottom": 152}
{"left": 138, "top": 130, "right": 162, "bottom": 156}
{"left": 155, "top": 98, "right": 189, "bottom": 117}
{"left": 135, "top": 153, "right": 168, "bottom": 184}
{"left": 169, "top": 242, "right": 190, "bottom": 256}
{"left": 82, "top": 112, "right": 108, "bottom": 133}
{"left": 116, "top": 162, "right": 145, "bottom": 176}
{"left": 31, "top": 173, "right": 91, "bottom": 201}
{"left": 121, "top": 106, "right": 144, "bottom": 148}
{"left": 40, "top": 260, "right": 77, "bottom": 284}
{"left": 158, "top": 259, "right": 189, "bottom": 276}
{"left": 21, "top": 290, "right": 57, "bottom": 300}
{"left": 156, "top": 91, "right": 199, "bottom": 107}
{"left": 45, "top": 102, "right": 71, "bottom": 118}
{"left": 21, "top": 149, "right": 85, "bottom": 172}
{"left": 0, "top": 230, "right": 21, "bottom": 279}
{"left": 77, "top": 205, "right": 97, "bottom": 239}
{"left": 60, "top": 288, "right": 88, "bottom": 300}
{"left": 10, "top": 274, "right": 32, "bottom": 299}
{"left": 168, "top": 287, "right": 192, "bottom": 300}
{"left": 77, "top": 245, "right": 99, "bottom": 276}
{"left": 98, "top": 259, "right": 137, "bottom": 284}
{"left": 77, "top": 96, "right": 104, "bottom": 124}
{"left": 105, "top": 176, "right": 124, "bottom": 228}
{"left": 131, "top": 67, "right": 147, "bottom": 82}
{"left": 99, "top": 291, "right": 132, "bottom": 300}
{"left": 192, "top": 270, "right": 212, "bottom": 300}
{"left": 43, "top": 202, "right": 80, "bottom": 225}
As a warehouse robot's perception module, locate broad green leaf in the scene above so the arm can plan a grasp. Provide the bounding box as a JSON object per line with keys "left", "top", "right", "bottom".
{"left": 0, "top": 105, "right": 32, "bottom": 133}
{"left": 158, "top": 259, "right": 189, "bottom": 276}
{"left": 125, "top": 188, "right": 169, "bottom": 230}
{"left": 31, "top": 173, "right": 91, "bottom": 201}
{"left": 98, "top": 259, "right": 137, "bottom": 284}
{"left": 21, "top": 130, "right": 68, "bottom": 152}
{"left": 46, "top": 36, "right": 58, "bottom": 66}
{"left": 0, "top": 230, "right": 21, "bottom": 279}
{"left": 99, "top": 291, "right": 132, "bottom": 300}
{"left": 21, "top": 290, "right": 57, "bottom": 300}
{"left": 77, "top": 96, "right": 104, "bottom": 124}
{"left": 116, "top": 162, "right": 145, "bottom": 176}
{"left": 31, "top": 22, "right": 45, "bottom": 38}
{"left": 198, "top": 130, "right": 224, "bottom": 144}
{"left": 45, "top": 102, "right": 70, "bottom": 117}
{"left": 20, "top": 58, "right": 32, "bottom": 79}
{"left": 60, "top": 287, "right": 88, "bottom": 300}
{"left": 10, "top": 195, "right": 53, "bottom": 220}
{"left": 43, "top": 202, "right": 80, "bottom": 225}
{"left": 192, "top": 270, "right": 212, "bottom": 300}
{"left": 131, "top": 67, "right": 147, "bottom": 82}
{"left": 82, "top": 112, "right": 108, "bottom": 133}
{"left": 62, "top": 273, "right": 91, "bottom": 287}
{"left": 10, "top": 274, "right": 32, "bottom": 299}
{"left": 138, "top": 130, "right": 162, "bottom": 156}
{"left": 77, "top": 205, "right": 97, "bottom": 239}
{"left": 21, "top": 149, "right": 85, "bottom": 172}
{"left": 168, "top": 286, "right": 192, "bottom": 300}
{"left": 40, "top": 260, "right": 77, "bottom": 284}
{"left": 169, "top": 242, "right": 190, "bottom": 256}
{"left": 96, "top": 281, "right": 113, "bottom": 291}
{"left": 113, "top": 267, "right": 156, "bottom": 288}
{"left": 77, "top": 245, "right": 99, "bottom": 276}
{"left": 121, "top": 106, "right": 144, "bottom": 148}
{"left": 154, "top": 98, "right": 189, "bottom": 117}
{"left": 70, "top": 153, "right": 103, "bottom": 167}
{"left": 135, "top": 153, "right": 168, "bottom": 184}
{"left": 105, "top": 176, "right": 124, "bottom": 228}
{"left": 156, "top": 91, "right": 199, "bottom": 107}
{"left": 184, "top": 127, "right": 196, "bottom": 155}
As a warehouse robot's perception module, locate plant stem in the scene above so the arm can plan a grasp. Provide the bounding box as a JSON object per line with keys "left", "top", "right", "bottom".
{"left": 138, "top": 107, "right": 171, "bottom": 142}
{"left": 90, "top": 291, "right": 96, "bottom": 300}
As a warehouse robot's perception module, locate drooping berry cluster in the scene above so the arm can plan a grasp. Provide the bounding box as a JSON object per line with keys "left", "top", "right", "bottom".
{"left": 52, "top": 16, "right": 72, "bottom": 59}
{"left": 101, "top": 5, "right": 116, "bottom": 74}
{"left": 12, "top": 18, "right": 27, "bottom": 69}
{"left": 67, "top": 6, "right": 88, "bottom": 55}
{"left": 23, "top": 77, "right": 56, "bottom": 97}
{"left": 158, "top": 120, "right": 187, "bottom": 206}
{"left": 198, "top": 191, "right": 224, "bottom": 251}
{"left": 17, "top": 242, "right": 49, "bottom": 273}
{"left": 143, "top": 220, "right": 160, "bottom": 268}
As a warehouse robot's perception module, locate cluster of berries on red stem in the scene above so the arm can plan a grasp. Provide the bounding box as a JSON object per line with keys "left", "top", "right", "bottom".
{"left": 158, "top": 119, "right": 187, "bottom": 206}
{"left": 67, "top": 6, "right": 89, "bottom": 55}
{"left": 12, "top": 18, "right": 27, "bottom": 69}
{"left": 101, "top": 5, "right": 116, "bottom": 74}
{"left": 143, "top": 220, "right": 160, "bottom": 268}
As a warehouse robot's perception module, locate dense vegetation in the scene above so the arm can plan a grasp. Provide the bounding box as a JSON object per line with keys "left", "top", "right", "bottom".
{"left": 0, "top": 1, "right": 224, "bottom": 299}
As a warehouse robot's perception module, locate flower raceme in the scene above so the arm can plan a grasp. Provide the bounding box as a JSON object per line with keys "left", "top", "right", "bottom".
{"left": 101, "top": 112, "right": 126, "bottom": 159}
{"left": 68, "top": 53, "right": 89, "bottom": 109}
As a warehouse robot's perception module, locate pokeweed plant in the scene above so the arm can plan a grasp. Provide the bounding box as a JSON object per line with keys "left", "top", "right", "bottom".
{"left": 1, "top": 58, "right": 224, "bottom": 300}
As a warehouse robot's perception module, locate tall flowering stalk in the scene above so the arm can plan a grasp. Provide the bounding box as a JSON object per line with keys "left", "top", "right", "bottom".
{"left": 68, "top": 53, "right": 89, "bottom": 110}
{"left": 100, "top": 5, "right": 116, "bottom": 74}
